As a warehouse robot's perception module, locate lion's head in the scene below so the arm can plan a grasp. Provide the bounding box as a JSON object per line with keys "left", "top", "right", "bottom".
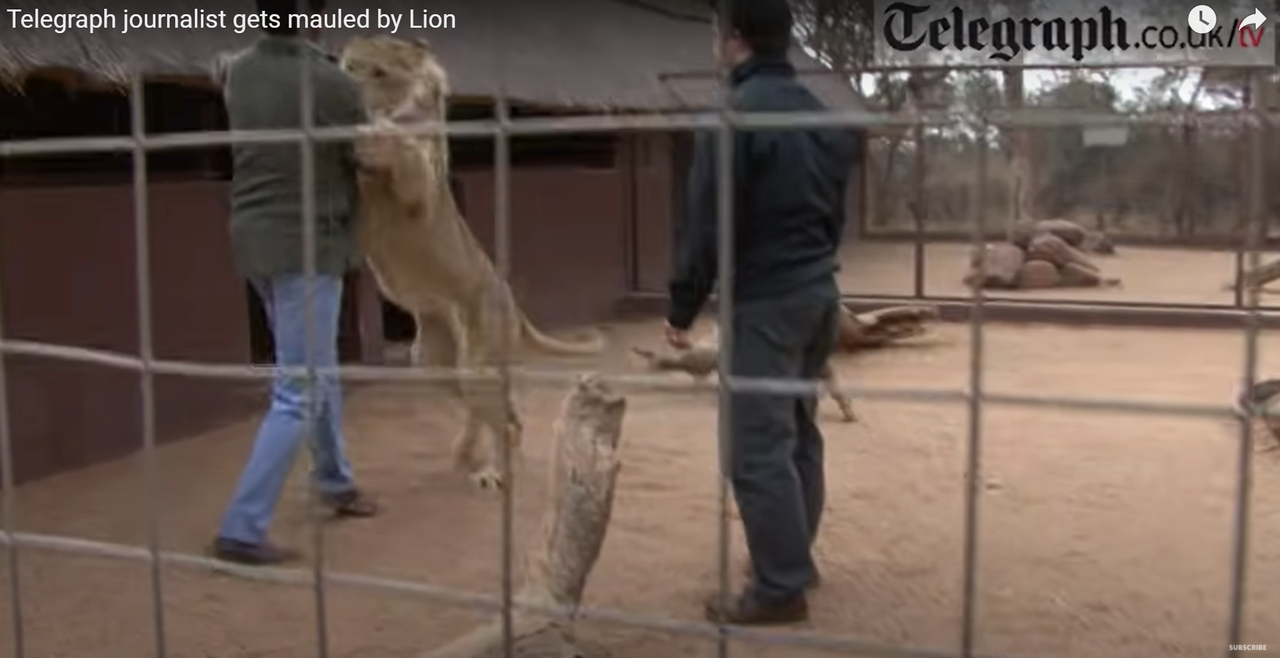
{"left": 339, "top": 35, "right": 449, "bottom": 121}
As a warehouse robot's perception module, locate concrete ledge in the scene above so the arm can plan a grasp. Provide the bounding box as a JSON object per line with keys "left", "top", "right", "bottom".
{"left": 616, "top": 292, "right": 1280, "bottom": 330}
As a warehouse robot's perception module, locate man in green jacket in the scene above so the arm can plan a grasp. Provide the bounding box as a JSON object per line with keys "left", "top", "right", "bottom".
{"left": 212, "top": 0, "right": 378, "bottom": 566}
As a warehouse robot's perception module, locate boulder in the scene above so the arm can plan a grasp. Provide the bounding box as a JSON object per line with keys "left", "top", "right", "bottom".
{"left": 1081, "top": 230, "right": 1116, "bottom": 255}
{"left": 1016, "top": 259, "right": 1062, "bottom": 289}
{"left": 1027, "top": 233, "right": 1098, "bottom": 272}
{"left": 965, "top": 242, "right": 1024, "bottom": 289}
{"left": 1008, "top": 218, "right": 1089, "bottom": 248}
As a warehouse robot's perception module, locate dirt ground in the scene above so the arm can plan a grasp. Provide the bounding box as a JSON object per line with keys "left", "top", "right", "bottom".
{"left": 3, "top": 318, "right": 1280, "bottom": 658}
{"left": 836, "top": 242, "right": 1280, "bottom": 307}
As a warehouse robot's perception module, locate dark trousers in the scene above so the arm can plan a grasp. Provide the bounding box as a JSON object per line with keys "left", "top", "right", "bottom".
{"left": 727, "top": 281, "right": 841, "bottom": 604}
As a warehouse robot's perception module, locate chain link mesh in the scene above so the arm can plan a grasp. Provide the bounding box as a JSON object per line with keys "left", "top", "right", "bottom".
{"left": 0, "top": 48, "right": 1271, "bottom": 658}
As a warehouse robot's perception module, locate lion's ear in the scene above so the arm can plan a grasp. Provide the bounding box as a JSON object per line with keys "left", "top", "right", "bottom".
{"left": 411, "top": 37, "right": 433, "bottom": 53}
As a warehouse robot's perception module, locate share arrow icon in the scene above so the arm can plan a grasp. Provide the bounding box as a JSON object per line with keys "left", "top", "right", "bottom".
{"left": 1240, "top": 7, "right": 1266, "bottom": 31}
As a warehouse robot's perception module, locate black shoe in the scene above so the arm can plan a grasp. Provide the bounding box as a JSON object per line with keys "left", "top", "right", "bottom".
{"left": 210, "top": 537, "right": 299, "bottom": 566}
{"left": 704, "top": 591, "right": 809, "bottom": 625}
{"left": 320, "top": 488, "right": 380, "bottom": 519}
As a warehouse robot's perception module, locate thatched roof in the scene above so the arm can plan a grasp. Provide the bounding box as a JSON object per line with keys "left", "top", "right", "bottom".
{"left": 1, "top": 0, "right": 862, "bottom": 111}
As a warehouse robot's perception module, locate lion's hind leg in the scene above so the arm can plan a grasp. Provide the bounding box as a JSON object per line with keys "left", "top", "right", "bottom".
{"left": 452, "top": 306, "right": 524, "bottom": 491}
{"left": 453, "top": 360, "right": 521, "bottom": 490}
{"left": 821, "top": 362, "right": 857, "bottom": 422}
{"left": 450, "top": 414, "right": 484, "bottom": 474}
{"left": 410, "top": 310, "right": 458, "bottom": 367}
{"left": 412, "top": 307, "right": 486, "bottom": 475}
{"left": 462, "top": 386, "right": 522, "bottom": 491}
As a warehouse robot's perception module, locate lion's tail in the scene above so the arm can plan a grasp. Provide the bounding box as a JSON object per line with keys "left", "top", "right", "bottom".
{"left": 520, "top": 315, "right": 607, "bottom": 356}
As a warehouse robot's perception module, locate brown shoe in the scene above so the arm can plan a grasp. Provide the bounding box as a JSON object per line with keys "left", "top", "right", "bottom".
{"left": 704, "top": 591, "right": 809, "bottom": 625}
{"left": 210, "top": 538, "right": 299, "bottom": 566}
{"left": 741, "top": 562, "right": 822, "bottom": 590}
{"left": 321, "top": 488, "right": 379, "bottom": 518}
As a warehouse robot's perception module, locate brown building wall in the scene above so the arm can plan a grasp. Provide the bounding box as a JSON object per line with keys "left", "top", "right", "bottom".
{"left": 632, "top": 134, "right": 678, "bottom": 294}
{"left": 451, "top": 164, "right": 637, "bottom": 328}
{"left": 0, "top": 181, "right": 259, "bottom": 484}
{"left": 0, "top": 139, "right": 671, "bottom": 483}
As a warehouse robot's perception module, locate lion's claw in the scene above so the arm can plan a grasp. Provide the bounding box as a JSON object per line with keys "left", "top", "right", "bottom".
{"left": 469, "top": 468, "right": 504, "bottom": 491}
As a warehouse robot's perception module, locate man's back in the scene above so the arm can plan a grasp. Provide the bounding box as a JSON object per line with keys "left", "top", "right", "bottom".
{"left": 728, "top": 57, "right": 859, "bottom": 300}
{"left": 222, "top": 36, "right": 367, "bottom": 277}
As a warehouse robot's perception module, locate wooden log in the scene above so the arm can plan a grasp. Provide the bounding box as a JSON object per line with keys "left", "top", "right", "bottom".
{"left": 419, "top": 375, "right": 627, "bottom": 658}
{"left": 965, "top": 242, "right": 1024, "bottom": 289}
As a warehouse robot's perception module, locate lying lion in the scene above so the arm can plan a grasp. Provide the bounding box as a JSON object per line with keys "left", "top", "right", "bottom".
{"left": 340, "top": 36, "right": 605, "bottom": 490}
{"left": 631, "top": 304, "right": 940, "bottom": 423}
{"left": 1236, "top": 378, "right": 1280, "bottom": 450}
{"left": 632, "top": 335, "right": 858, "bottom": 422}
{"left": 1224, "top": 257, "right": 1280, "bottom": 295}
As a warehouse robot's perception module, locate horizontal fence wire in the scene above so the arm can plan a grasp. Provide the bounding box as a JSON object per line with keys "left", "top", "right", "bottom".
{"left": 0, "top": 62, "right": 1272, "bottom": 658}
{"left": 0, "top": 336, "right": 1260, "bottom": 419}
{"left": 0, "top": 108, "right": 1277, "bottom": 157}
{"left": 0, "top": 529, "right": 1052, "bottom": 658}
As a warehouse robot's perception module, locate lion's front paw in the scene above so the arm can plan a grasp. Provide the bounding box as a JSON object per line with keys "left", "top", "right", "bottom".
{"left": 469, "top": 468, "right": 505, "bottom": 491}
{"left": 355, "top": 120, "right": 404, "bottom": 170}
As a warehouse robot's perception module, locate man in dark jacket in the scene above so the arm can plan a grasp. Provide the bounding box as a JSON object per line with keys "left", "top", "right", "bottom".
{"left": 665, "top": 0, "right": 860, "bottom": 625}
{"left": 211, "top": 0, "right": 378, "bottom": 566}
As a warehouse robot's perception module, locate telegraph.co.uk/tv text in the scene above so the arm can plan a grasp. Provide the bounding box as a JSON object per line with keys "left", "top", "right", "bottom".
{"left": 881, "top": 2, "right": 1265, "bottom": 62}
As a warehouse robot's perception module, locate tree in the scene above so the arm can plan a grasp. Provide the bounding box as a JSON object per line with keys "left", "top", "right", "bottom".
{"left": 790, "top": 0, "right": 875, "bottom": 73}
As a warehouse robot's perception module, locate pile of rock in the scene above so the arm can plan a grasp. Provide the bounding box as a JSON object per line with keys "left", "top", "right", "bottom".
{"left": 964, "top": 218, "right": 1120, "bottom": 290}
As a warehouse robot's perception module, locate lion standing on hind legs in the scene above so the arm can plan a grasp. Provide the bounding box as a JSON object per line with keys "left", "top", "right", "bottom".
{"left": 339, "top": 35, "right": 607, "bottom": 491}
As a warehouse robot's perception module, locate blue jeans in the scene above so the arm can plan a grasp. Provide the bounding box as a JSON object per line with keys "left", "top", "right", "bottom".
{"left": 217, "top": 273, "right": 356, "bottom": 544}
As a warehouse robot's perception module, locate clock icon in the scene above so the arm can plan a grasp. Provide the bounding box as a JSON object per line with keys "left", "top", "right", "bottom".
{"left": 1189, "top": 4, "right": 1217, "bottom": 33}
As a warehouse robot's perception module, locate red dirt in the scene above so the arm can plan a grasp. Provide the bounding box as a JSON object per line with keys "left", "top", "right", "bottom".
{"left": 2, "top": 319, "right": 1280, "bottom": 657}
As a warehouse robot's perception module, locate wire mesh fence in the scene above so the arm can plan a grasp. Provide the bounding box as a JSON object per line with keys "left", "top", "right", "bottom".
{"left": 0, "top": 28, "right": 1275, "bottom": 658}
{"left": 861, "top": 66, "right": 1266, "bottom": 240}
{"left": 849, "top": 64, "right": 1280, "bottom": 312}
